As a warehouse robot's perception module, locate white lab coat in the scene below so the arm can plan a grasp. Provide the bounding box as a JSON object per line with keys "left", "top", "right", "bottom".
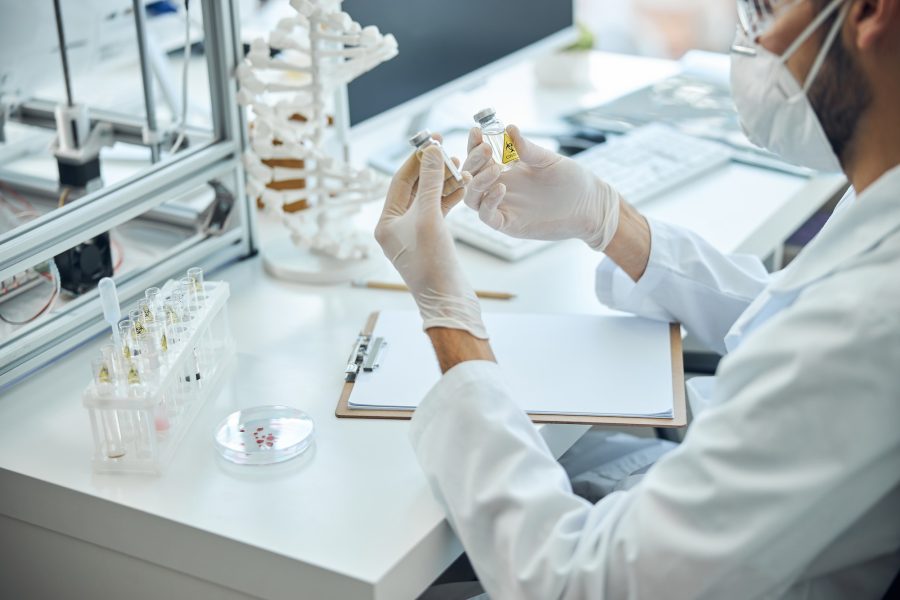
{"left": 409, "top": 165, "right": 900, "bottom": 600}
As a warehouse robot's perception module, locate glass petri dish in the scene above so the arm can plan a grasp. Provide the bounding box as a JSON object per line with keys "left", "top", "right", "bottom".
{"left": 214, "top": 405, "right": 314, "bottom": 465}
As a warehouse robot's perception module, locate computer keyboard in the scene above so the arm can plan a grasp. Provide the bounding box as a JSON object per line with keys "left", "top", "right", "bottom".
{"left": 447, "top": 124, "right": 731, "bottom": 262}
{"left": 448, "top": 207, "right": 553, "bottom": 261}
{"left": 574, "top": 123, "right": 732, "bottom": 205}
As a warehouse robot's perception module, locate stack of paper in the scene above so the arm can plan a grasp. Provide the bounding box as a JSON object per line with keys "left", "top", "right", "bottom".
{"left": 349, "top": 310, "right": 675, "bottom": 419}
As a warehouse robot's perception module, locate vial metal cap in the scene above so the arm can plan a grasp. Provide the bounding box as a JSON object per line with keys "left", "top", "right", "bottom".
{"left": 473, "top": 107, "right": 496, "bottom": 124}
{"left": 408, "top": 129, "right": 433, "bottom": 148}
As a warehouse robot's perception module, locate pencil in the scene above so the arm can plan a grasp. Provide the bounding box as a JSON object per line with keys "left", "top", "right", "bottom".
{"left": 353, "top": 280, "right": 516, "bottom": 301}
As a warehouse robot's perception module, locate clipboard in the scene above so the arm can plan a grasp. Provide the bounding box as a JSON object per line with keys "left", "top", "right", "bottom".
{"left": 336, "top": 312, "right": 687, "bottom": 427}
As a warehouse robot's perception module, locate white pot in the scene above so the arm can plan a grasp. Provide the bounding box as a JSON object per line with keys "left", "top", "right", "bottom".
{"left": 533, "top": 51, "right": 593, "bottom": 89}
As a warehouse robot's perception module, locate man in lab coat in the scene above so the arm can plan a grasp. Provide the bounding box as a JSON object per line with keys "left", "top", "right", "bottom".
{"left": 374, "top": 0, "right": 900, "bottom": 598}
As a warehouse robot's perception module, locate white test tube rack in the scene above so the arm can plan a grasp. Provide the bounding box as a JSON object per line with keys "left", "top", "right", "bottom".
{"left": 82, "top": 280, "right": 235, "bottom": 474}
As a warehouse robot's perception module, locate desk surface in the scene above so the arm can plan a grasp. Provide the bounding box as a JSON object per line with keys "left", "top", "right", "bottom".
{"left": 0, "top": 51, "right": 845, "bottom": 600}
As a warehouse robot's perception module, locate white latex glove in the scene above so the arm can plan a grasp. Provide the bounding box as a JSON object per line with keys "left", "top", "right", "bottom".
{"left": 462, "top": 125, "right": 621, "bottom": 251}
{"left": 375, "top": 145, "right": 488, "bottom": 339}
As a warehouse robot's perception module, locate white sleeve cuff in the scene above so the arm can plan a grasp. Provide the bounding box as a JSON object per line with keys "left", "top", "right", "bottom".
{"left": 595, "top": 218, "right": 678, "bottom": 319}
{"left": 409, "top": 360, "right": 506, "bottom": 451}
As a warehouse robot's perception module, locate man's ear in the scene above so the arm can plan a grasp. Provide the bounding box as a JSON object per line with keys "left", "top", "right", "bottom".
{"left": 849, "top": 0, "right": 899, "bottom": 50}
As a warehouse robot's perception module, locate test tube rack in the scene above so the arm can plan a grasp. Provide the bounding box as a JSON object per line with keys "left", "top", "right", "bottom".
{"left": 83, "top": 280, "right": 234, "bottom": 474}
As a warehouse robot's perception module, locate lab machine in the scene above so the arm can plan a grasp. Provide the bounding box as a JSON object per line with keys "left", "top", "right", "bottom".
{"left": 0, "top": 0, "right": 254, "bottom": 387}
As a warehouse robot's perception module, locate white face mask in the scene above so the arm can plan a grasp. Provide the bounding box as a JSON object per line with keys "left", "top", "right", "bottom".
{"left": 730, "top": 0, "right": 850, "bottom": 173}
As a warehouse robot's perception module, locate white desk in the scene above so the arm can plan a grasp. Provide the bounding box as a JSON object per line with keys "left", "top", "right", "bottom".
{"left": 0, "top": 51, "right": 845, "bottom": 600}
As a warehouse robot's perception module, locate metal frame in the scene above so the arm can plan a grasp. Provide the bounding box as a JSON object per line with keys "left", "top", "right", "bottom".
{"left": 7, "top": 99, "right": 197, "bottom": 151}
{"left": 0, "top": 0, "right": 254, "bottom": 388}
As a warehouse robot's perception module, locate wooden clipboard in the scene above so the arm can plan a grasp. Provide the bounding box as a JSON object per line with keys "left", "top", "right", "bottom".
{"left": 336, "top": 312, "right": 687, "bottom": 427}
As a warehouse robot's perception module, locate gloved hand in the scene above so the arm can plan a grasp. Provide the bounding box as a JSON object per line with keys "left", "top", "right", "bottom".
{"left": 375, "top": 145, "right": 488, "bottom": 339}
{"left": 462, "top": 125, "right": 622, "bottom": 251}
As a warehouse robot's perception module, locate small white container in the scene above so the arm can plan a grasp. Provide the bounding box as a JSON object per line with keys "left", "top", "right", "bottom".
{"left": 533, "top": 51, "right": 593, "bottom": 89}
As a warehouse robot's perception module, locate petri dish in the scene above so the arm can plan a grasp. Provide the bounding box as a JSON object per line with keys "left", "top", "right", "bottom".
{"left": 214, "top": 405, "right": 314, "bottom": 465}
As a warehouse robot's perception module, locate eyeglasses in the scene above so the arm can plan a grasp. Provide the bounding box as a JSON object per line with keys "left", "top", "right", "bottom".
{"left": 733, "top": 0, "right": 848, "bottom": 57}
{"left": 736, "top": 0, "right": 805, "bottom": 38}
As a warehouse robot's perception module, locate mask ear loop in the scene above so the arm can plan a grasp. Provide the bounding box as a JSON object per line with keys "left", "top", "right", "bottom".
{"left": 800, "top": 1, "right": 851, "bottom": 93}
{"left": 781, "top": 0, "right": 846, "bottom": 61}
{"left": 780, "top": 0, "right": 850, "bottom": 103}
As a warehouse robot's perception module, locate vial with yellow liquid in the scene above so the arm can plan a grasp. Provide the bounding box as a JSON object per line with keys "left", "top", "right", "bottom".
{"left": 473, "top": 107, "right": 519, "bottom": 171}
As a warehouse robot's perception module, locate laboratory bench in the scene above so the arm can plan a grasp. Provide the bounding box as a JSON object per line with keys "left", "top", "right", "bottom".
{"left": 0, "top": 243, "right": 595, "bottom": 600}
{"left": 0, "top": 50, "right": 846, "bottom": 599}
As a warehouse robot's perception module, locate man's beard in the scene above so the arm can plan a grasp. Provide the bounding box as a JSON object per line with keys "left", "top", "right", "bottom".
{"left": 807, "top": 34, "right": 873, "bottom": 165}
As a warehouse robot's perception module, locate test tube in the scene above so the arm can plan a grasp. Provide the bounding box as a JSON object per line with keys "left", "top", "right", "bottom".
{"left": 179, "top": 277, "right": 199, "bottom": 313}
{"left": 129, "top": 310, "right": 147, "bottom": 357}
{"left": 134, "top": 410, "right": 155, "bottom": 460}
{"left": 92, "top": 353, "right": 127, "bottom": 459}
{"left": 408, "top": 129, "right": 463, "bottom": 182}
{"left": 129, "top": 309, "right": 147, "bottom": 337}
{"left": 179, "top": 279, "right": 203, "bottom": 382}
{"left": 118, "top": 319, "right": 135, "bottom": 360}
{"left": 91, "top": 356, "right": 115, "bottom": 393}
{"left": 123, "top": 361, "right": 153, "bottom": 456}
{"left": 165, "top": 323, "right": 194, "bottom": 400}
{"left": 99, "top": 343, "right": 120, "bottom": 388}
{"left": 155, "top": 321, "right": 170, "bottom": 355}
{"left": 153, "top": 402, "right": 170, "bottom": 435}
{"left": 145, "top": 287, "right": 162, "bottom": 314}
{"left": 139, "top": 299, "right": 155, "bottom": 324}
{"left": 139, "top": 335, "right": 162, "bottom": 376}
{"left": 108, "top": 343, "right": 140, "bottom": 443}
{"left": 187, "top": 268, "right": 205, "bottom": 305}
{"left": 123, "top": 358, "right": 144, "bottom": 396}
{"left": 174, "top": 290, "right": 194, "bottom": 327}
{"left": 166, "top": 323, "right": 189, "bottom": 347}
{"left": 162, "top": 299, "right": 181, "bottom": 325}
{"left": 170, "top": 287, "right": 186, "bottom": 306}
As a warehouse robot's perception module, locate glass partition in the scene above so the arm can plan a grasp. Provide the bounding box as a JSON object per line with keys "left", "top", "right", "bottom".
{"left": 0, "top": 0, "right": 254, "bottom": 387}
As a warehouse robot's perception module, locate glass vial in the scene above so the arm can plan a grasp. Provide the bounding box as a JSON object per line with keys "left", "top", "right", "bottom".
{"left": 473, "top": 107, "right": 519, "bottom": 171}
{"left": 118, "top": 318, "right": 135, "bottom": 360}
{"left": 145, "top": 287, "right": 162, "bottom": 315}
{"left": 186, "top": 268, "right": 205, "bottom": 300}
{"left": 92, "top": 354, "right": 127, "bottom": 459}
{"left": 129, "top": 309, "right": 147, "bottom": 338}
{"left": 408, "top": 130, "right": 463, "bottom": 182}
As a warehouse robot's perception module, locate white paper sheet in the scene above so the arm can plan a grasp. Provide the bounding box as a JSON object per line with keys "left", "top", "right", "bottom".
{"left": 349, "top": 310, "right": 675, "bottom": 418}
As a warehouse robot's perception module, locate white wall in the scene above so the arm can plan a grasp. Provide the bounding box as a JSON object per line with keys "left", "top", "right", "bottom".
{"left": 577, "top": 0, "right": 738, "bottom": 58}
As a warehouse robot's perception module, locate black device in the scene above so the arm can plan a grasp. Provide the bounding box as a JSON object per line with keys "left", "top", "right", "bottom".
{"left": 57, "top": 156, "right": 102, "bottom": 189}
{"left": 203, "top": 181, "right": 235, "bottom": 236}
{"left": 343, "top": 0, "right": 574, "bottom": 126}
{"left": 54, "top": 232, "right": 113, "bottom": 294}
{"left": 556, "top": 130, "right": 609, "bottom": 156}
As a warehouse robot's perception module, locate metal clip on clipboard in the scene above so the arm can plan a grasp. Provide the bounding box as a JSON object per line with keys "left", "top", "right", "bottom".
{"left": 344, "top": 334, "right": 387, "bottom": 382}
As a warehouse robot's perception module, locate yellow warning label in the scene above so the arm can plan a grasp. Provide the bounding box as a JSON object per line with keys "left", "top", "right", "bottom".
{"left": 502, "top": 130, "right": 519, "bottom": 164}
